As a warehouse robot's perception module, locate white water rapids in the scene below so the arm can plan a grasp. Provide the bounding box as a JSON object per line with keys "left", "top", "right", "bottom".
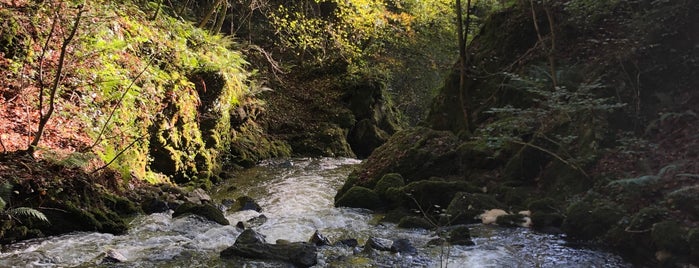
{"left": 0, "top": 158, "right": 630, "bottom": 267}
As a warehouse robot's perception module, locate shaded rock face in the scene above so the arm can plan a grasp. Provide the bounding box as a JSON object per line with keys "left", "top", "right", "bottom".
{"left": 221, "top": 229, "right": 317, "bottom": 267}
{"left": 343, "top": 78, "right": 401, "bottom": 158}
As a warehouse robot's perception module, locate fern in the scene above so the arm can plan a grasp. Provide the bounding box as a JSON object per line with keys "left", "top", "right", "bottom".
{"left": 0, "top": 197, "right": 5, "bottom": 211}
{"left": 6, "top": 207, "right": 50, "bottom": 224}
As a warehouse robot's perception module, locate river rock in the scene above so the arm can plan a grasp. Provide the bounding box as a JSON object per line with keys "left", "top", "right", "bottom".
{"left": 309, "top": 230, "right": 331, "bottom": 246}
{"left": 446, "top": 226, "right": 474, "bottom": 246}
{"left": 390, "top": 238, "right": 417, "bottom": 255}
{"left": 364, "top": 237, "right": 393, "bottom": 252}
{"left": 101, "top": 248, "right": 127, "bottom": 263}
{"left": 221, "top": 229, "right": 317, "bottom": 267}
{"left": 185, "top": 188, "right": 212, "bottom": 204}
{"left": 335, "top": 238, "right": 359, "bottom": 247}
{"left": 228, "top": 196, "right": 262, "bottom": 212}
{"left": 335, "top": 186, "right": 381, "bottom": 210}
{"left": 141, "top": 198, "right": 169, "bottom": 214}
{"left": 172, "top": 202, "right": 230, "bottom": 225}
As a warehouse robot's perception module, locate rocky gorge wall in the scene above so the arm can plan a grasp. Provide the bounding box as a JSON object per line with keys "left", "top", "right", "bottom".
{"left": 335, "top": 1, "right": 699, "bottom": 266}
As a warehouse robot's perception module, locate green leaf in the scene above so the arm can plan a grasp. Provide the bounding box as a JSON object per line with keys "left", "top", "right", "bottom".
{"left": 7, "top": 207, "right": 50, "bottom": 224}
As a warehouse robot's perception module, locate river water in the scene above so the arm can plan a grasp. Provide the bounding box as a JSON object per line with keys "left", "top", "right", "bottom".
{"left": 0, "top": 158, "right": 630, "bottom": 267}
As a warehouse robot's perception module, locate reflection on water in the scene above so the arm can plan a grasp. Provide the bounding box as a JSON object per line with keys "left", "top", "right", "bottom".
{"left": 0, "top": 158, "right": 630, "bottom": 267}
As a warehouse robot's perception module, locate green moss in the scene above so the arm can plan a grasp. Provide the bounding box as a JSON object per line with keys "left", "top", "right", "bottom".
{"left": 530, "top": 212, "right": 564, "bottom": 228}
{"left": 627, "top": 206, "right": 669, "bottom": 231}
{"left": 397, "top": 216, "right": 434, "bottom": 229}
{"left": 334, "top": 186, "right": 381, "bottom": 210}
{"left": 689, "top": 228, "right": 699, "bottom": 264}
{"left": 401, "top": 178, "right": 481, "bottom": 211}
{"left": 667, "top": 186, "right": 699, "bottom": 220}
{"left": 0, "top": 10, "right": 29, "bottom": 60}
{"left": 651, "top": 221, "right": 689, "bottom": 254}
{"left": 526, "top": 198, "right": 558, "bottom": 213}
{"left": 373, "top": 173, "right": 404, "bottom": 197}
{"left": 562, "top": 199, "right": 624, "bottom": 240}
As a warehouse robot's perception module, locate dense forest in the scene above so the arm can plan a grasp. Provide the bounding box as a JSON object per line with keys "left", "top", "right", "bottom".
{"left": 0, "top": 0, "right": 697, "bottom": 266}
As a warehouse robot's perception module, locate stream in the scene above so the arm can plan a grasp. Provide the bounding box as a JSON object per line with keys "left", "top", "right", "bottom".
{"left": 0, "top": 157, "right": 631, "bottom": 267}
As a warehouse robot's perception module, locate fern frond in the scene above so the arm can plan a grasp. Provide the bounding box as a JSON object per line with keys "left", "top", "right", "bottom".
{"left": 7, "top": 207, "right": 50, "bottom": 224}
{"left": 0, "top": 197, "right": 5, "bottom": 211}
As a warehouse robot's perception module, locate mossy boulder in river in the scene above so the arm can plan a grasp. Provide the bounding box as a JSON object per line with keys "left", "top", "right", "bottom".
{"left": 334, "top": 186, "right": 381, "bottom": 210}
{"left": 562, "top": 197, "right": 624, "bottom": 240}
{"left": 337, "top": 127, "right": 462, "bottom": 197}
{"left": 373, "top": 173, "right": 405, "bottom": 198}
{"left": 400, "top": 178, "right": 481, "bottom": 211}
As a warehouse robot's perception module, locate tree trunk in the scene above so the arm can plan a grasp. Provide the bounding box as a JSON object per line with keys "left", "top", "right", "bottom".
{"left": 198, "top": 0, "right": 225, "bottom": 28}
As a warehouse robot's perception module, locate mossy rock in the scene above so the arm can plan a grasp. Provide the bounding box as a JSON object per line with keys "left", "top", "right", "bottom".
{"left": 530, "top": 212, "right": 564, "bottom": 229}
{"left": 456, "top": 141, "right": 500, "bottom": 170}
{"left": 373, "top": 173, "right": 405, "bottom": 198}
{"left": 349, "top": 127, "right": 462, "bottom": 187}
{"left": 446, "top": 192, "right": 505, "bottom": 224}
{"left": 651, "top": 221, "right": 689, "bottom": 254}
{"left": 40, "top": 201, "right": 128, "bottom": 235}
{"left": 102, "top": 194, "right": 140, "bottom": 216}
{"left": 401, "top": 179, "right": 481, "bottom": 212}
{"left": 173, "top": 202, "right": 230, "bottom": 225}
{"left": 446, "top": 226, "right": 474, "bottom": 246}
{"left": 627, "top": 206, "right": 669, "bottom": 231}
{"left": 495, "top": 214, "right": 527, "bottom": 227}
{"left": 397, "top": 216, "right": 434, "bottom": 229}
{"left": 228, "top": 196, "right": 262, "bottom": 212}
{"left": 526, "top": 198, "right": 559, "bottom": 213}
{"left": 667, "top": 186, "right": 699, "bottom": 220}
{"left": 383, "top": 186, "right": 408, "bottom": 209}
{"left": 334, "top": 186, "right": 381, "bottom": 210}
{"left": 689, "top": 228, "right": 699, "bottom": 264}
{"left": 562, "top": 199, "right": 624, "bottom": 240}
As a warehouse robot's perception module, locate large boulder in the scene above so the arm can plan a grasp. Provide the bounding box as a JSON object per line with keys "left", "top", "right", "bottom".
{"left": 337, "top": 127, "right": 462, "bottom": 200}
{"left": 220, "top": 229, "right": 317, "bottom": 267}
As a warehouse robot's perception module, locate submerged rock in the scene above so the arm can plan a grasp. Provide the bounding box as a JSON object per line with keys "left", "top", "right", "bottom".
{"left": 220, "top": 229, "right": 317, "bottom": 267}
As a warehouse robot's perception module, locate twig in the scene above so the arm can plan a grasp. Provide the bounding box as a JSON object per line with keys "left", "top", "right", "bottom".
{"left": 509, "top": 138, "right": 590, "bottom": 179}
{"left": 91, "top": 135, "right": 145, "bottom": 174}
